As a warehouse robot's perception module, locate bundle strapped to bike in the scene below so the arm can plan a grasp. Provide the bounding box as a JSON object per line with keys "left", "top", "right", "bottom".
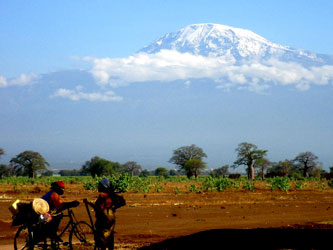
{"left": 9, "top": 198, "right": 52, "bottom": 226}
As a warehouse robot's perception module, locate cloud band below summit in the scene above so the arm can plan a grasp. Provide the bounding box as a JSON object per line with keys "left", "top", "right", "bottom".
{"left": 86, "top": 50, "right": 333, "bottom": 92}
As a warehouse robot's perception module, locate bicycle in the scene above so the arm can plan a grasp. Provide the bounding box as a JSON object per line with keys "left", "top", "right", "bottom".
{"left": 14, "top": 204, "right": 95, "bottom": 250}
{"left": 69, "top": 199, "right": 96, "bottom": 250}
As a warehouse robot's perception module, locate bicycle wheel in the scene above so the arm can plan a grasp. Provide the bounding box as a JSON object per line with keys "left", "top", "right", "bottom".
{"left": 14, "top": 225, "right": 34, "bottom": 250}
{"left": 69, "top": 221, "right": 96, "bottom": 250}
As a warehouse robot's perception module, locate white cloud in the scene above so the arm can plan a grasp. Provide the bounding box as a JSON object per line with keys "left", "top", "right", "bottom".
{"left": 0, "top": 73, "right": 40, "bottom": 88}
{"left": 0, "top": 76, "right": 8, "bottom": 87}
{"left": 51, "top": 87, "right": 123, "bottom": 102}
{"left": 184, "top": 80, "right": 191, "bottom": 87}
{"left": 84, "top": 50, "right": 333, "bottom": 92}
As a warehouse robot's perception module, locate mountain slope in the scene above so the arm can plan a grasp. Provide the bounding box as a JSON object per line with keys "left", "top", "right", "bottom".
{"left": 139, "top": 23, "right": 333, "bottom": 66}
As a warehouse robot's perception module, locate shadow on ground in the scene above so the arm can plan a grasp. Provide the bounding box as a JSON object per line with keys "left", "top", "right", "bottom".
{"left": 138, "top": 228, "right": 332, "bottom": 250}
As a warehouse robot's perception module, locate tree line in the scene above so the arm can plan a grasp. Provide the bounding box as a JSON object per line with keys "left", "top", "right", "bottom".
{"left": 0, "top": 143, "right": 332, "bottom": 180}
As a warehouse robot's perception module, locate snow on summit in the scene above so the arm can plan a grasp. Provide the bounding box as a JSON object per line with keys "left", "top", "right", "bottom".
{"left": 140, "top": 23, "right": 288, "bottom": 57}
{"left": 139, "top": 23, "right": 327, "bottom": 65}
{"left": 83, "top": 23, "right": 333, "bottom": 92}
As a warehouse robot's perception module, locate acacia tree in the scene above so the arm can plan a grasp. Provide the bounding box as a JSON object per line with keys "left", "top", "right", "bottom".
{"left": 10, "top": 151, "right": 49, "bottom": 178}
{"left": 268, "top": 160, "right": 295, "bottom": 177}
{"left": 184, "top": 158, "right": 206, "bottom": 178}
{"left": 0, "top": 148, "right": 4, "bottom": 160}
{"left": 233, "top": 142, "right": 267, "bottom": 180}
{"left": 123, "top": 161, "right": 142, "bottom": 177}
{"left": 294, "top": 152, "right": 319, "bottom": 177}
{"left": 155, "top": 167, "right": 169, "bottom": 177}
{"left": 169, "top": 144, "right": 207, "bottom": 178}
{"left": 82, "top": 156, "right": 122, "bottom": 177}
{"left": 211, "top": 165, "right": 229, "bottom": 177}
{"left": 254, "top": 158, "right": 271, "bottom": 180}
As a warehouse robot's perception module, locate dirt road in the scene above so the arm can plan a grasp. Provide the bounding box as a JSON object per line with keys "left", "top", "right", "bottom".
{"left": 1, "top": 185, "right": 333, "bottom": 249}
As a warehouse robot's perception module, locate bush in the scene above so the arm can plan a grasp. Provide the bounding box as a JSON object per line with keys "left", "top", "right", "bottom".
{"left": 242, "top": 181, "right": 255, "bottom": 192}
{"left": 202, "top": 177, "right": 235, "bottom": 192}
{"left": 328, "top": 179, "right": 333, "bottom": 189}
{"left": 215, "top": 178, "right": 233, "bottom": 191}
{"left": 189, "top": 184, "right": 201, "bottom": 193}
{"left": 294, "top": 181, "right": 305, "bottom": 190}
{"left": 83, "top": 182, "right": 97, "bottom": 190}
{"left": 269, "top": 177, "right": 290, "bottom": 192}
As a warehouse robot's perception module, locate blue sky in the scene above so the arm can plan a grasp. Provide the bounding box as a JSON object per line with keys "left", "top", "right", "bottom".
{"left": 1, "top": 1, "right": 333, "bottom": 171}
{"left": 1, "top": 0, "right": 333, "bottom": 77}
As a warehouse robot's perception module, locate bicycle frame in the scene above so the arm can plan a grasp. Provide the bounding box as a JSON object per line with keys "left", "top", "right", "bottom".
{"left": 83, "top": 198, "right": 96, "bottom": 233}
{"left": 58, "top": 208, "right": 78, "bottom": 238}
{"left": 15, "top": 208, "right": 78, "bottom": 249}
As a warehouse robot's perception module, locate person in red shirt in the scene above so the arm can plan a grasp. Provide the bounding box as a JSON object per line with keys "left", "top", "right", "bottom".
{"left": 93, "top": 178, "right": 126, "bottom": 250}
{"left": 42, "top": 181, "right": 79, "bottom": 241}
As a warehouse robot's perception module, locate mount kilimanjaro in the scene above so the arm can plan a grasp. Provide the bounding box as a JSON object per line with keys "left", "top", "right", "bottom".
{"left": 139, "top": 23, "right": 333, "bottom": 67}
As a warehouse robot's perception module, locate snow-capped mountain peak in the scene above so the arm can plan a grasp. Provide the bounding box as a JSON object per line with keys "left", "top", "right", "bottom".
{"left": 139, "top": 23, "right": 329, "bottom": 65}
{"left": 140, "top": 23, "right": 287, "bottom": 57}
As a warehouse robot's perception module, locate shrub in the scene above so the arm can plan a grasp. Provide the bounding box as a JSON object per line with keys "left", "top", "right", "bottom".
{"left": 328, "top": 179, "right": 333, "bottom": 189}
{"left": 189, "top": 184, "right": 200, "bottom": 193}
{"left": 215, "top": 178, "right": 233, "bottom": 191}
{"left": 270, "top": 177, "right": 290, "bottom": 192}
{"left": 242, "top": 181, "right": 255, "bottom": 192}
{"left": 294, "top": 181, "right": 305, "bottom": 190}
{"left": 83, "top": 181, "right": 97, "bottom": 190}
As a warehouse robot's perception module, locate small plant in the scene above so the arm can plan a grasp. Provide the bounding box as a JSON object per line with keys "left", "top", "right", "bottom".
{"left": 233, "top": 180, "right": 241, "bottom": 190}
{"left": 270, "top": 177, "right": 290, "bottom": 192}
{"left": 242, "top": 181, "right": 255, "bottom": 192}
{"left": 202, "top": 176, "right": 216, "bottom": 192}
{"left": 83, "top": 181, "right": 97, "bottom": 190}
{"left": 189, "top": 184, "right": 200, "bottom": 193}
{"left": 154, "top": 184, "right": 163, "bottom": 193}
{"left": 174, "top": 187, "right": 180, "bottom": 195}
{"left": 328, "top": 179, "right": 333, "bottom": 189}
{"left": 294, "top": 181, "right": 305, "bottom": 190}
{"left": 317, "top": 182, "right": 327, "bottom": 190}
{"left": 215, "top": 178, "right": 233, "bottom": 191}
{"left": 142, "top": 185, "right": 151, "bottom": 193}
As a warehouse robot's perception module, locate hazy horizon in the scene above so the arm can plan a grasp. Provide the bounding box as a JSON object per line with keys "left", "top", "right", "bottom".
{"left": 1, "top": 1, "right": 333, "bottom": 171}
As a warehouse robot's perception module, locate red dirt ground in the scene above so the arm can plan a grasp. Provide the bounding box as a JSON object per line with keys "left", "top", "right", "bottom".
{"left": 1, "top": 183, "right": 333, "bottom": 249}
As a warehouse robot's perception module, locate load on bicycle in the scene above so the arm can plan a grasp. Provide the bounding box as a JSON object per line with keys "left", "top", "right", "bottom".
{"left": 11, "top": 181, "right": 80, "bottom": 250}
{"left": 11, "top": 179, "right": 126, "bottom": 250}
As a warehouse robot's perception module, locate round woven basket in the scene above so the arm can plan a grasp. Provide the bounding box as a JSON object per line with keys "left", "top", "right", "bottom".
{"left": 32, "top": 198, "right": 49, "bottom": 215}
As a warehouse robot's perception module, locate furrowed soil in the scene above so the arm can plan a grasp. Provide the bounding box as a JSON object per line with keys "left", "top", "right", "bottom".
{"left": 1, "top": 182, "right": 333, "bottom": 249}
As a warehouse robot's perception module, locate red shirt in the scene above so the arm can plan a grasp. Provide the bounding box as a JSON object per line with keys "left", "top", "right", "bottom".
{"left": 42, "top": 191, "right": 63, "bottom": 211}
{"left": 95, "top": 192, "right": 112, "bottom": 211}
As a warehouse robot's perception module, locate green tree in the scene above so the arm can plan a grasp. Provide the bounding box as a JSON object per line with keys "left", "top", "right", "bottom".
{"left": 155, "top": 167, "right": 169, "bottom": 177}
{"left": 41, "top": 169, "right": 53, "bottom": 177}
{"left": 82, "top": 156, "right": 122, "bottom": 177}
{"left": 184, "top": 158, "right": 207, "bottom": 178}
{"left": 0, "top": 164, "right": 10, "bottom": 178}
{"left": 311, "top": 166, "right": 323, "bottom": 178}
{"left": 211, "top": 165, "right": 229, "bottom": 177}
{"left": 330, "top": 166, "right": 333, "bottom": 174}
{"left": 0, "top": 148, "right": 4, "bottom": 160}
{"left": 254, "top": 158, "right": 271, "bottom": 180}
{"left": 59, "top": 169, "right": 87, "bottom": 176}
{"left": 123, "top": 161, "right": 142, "bottom": 177}
{"left": 233, "top": 142, "right": 267, "bottom": 180}
{"left": 139, "top": 169, "right": 151, "bottom": 177}
{"left": 0, "top": 149, "right": 7, "bottom": 178}
{"left": 169, "top": 144, "right": 207, "bottom": 178}
{"left": 268, "top": 160, "right": 295, "bottom": 177}
{"left": 169, "top": 169, "right": 179, "bottom": 176}
{"left": 10, "top": 151, "right": 49, "bottom": 178}
{"left": 294, "top": 152, "right": 319, "bottom": 177}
